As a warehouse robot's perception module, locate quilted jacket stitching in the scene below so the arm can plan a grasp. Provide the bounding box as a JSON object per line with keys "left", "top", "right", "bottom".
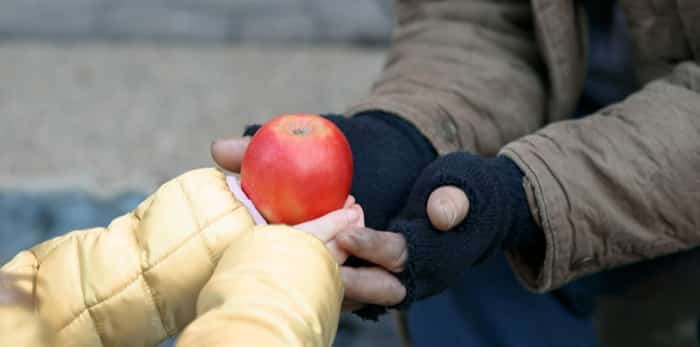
{"left": 85, "top": 299, "right": 106, "bottom": 347}
{"left": 57, "top": 265, "right": 142, "bottom": 332}
{"left": 34, "top": 229, "right": 96, "bottom": 265}
{"left": 177, "top": 178, "right": 216, "bottom": 264}
{"left": 140, "top": 274, "right": 170, "bottom": 337}
{"left": 57, "top": 204, "right": 242, "bottom": 334}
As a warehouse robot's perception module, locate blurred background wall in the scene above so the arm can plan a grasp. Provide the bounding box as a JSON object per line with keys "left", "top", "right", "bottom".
{"left": 0, "top": 1, "right": 400, "bottom": 346}
{"left": 0, "top": 0, "right": 393, "bottom": 43}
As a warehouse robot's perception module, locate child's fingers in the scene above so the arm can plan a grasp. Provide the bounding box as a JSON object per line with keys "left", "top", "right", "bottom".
{"left": 351, "top": 204, "right": 365, "bottom": 228}
{"left": 295, "top": 206, "right": 361, "bottom": 243}
{"left": 343, "top": 195, "right": 356, "bottom": 209}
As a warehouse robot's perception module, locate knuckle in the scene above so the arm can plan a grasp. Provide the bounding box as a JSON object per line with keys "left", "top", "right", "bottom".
{"left": 389, "top": 246, "right": 408, "bottom": 273}
{"left": 351, "top": 229, "right": 373, "bottom": 249}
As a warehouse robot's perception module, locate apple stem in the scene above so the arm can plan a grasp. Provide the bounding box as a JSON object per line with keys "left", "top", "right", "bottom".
{"left": 292, "top": 128, "right": 308, "bottom": 136}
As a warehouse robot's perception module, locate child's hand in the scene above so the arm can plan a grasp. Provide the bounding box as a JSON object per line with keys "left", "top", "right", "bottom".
{"left": 294, "top": 196, "right": 365, "bottom": 264}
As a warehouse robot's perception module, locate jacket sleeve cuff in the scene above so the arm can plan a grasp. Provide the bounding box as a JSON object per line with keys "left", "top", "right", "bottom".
{"left": 499, "top": 144, "right": 577, "bottom": 292}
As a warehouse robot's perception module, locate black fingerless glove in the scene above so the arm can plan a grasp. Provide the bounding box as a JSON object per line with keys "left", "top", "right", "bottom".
{"left": 388, "top": 152, "right": 543, "bottom": 308}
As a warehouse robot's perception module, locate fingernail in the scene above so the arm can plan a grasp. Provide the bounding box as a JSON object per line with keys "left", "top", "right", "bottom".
{"left": 439, "top": 199, "right": 457, "bottom": 228}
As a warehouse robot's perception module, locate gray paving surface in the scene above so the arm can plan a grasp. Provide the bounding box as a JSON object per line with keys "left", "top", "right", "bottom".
{"left": 0, "top": 42, "right": 385, "bottom": 195}
{"left": 0, "top": 0, "right": 393, "bottom": 44}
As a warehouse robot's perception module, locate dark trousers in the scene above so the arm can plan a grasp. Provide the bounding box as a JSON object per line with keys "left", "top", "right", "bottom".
{"left": 406, "top": 254, "right": 599, "bottom": 347}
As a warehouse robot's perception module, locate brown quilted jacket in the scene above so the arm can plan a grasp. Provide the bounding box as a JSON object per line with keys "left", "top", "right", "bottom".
{"left": 348, "top": 0, "right": 700, "bottom": 292}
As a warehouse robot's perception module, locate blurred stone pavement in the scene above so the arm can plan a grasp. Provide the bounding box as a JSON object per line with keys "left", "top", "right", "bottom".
{"left": 0, "top": 1, "right": 402, "bottom": 346}
{"left": 0, "top": 43, "right": 386, "bottom": 196}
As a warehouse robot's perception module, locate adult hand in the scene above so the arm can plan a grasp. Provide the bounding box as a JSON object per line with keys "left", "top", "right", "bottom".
{"left": 387, "top": 152, "right": 539, "bottom": 308}
{"left": 211, "top": 137, "right": 251, "bottom": 173}
{"left": 331, "top": 185, "right": 468, "bottom": 313}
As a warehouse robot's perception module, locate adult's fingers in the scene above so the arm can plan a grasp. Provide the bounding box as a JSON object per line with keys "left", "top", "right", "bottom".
{"left": 341, "top": 266, "right": 406, "bottom": 307}
{"left": 211, "top": 137, "right": 251, "bottom": 172}
{"left": 336, "top": 228, "right": 407, "bottom": 273}
{"left": 426, "top": 185, "right": 470, "bottom": 231}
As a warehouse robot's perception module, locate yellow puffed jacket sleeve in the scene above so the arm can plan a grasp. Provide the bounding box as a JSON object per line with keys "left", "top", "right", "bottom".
{"left": 0, "top": 168, "right": 343, "bottom": 347}
{"left": 177, "top": 225, "right": 342, "bottom": 347}
{"left": 0, "top": 270, "right": 50, "bottom": 347}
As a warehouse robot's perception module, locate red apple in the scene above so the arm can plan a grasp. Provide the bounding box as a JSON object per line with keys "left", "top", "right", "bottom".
{"left": 240, "top": 114, "right": 353, "bottom": 225}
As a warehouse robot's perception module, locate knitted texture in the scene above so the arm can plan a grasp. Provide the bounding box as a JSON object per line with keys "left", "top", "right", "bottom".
{"left": 388, "top": 153, "right": 539, "bottom": 308}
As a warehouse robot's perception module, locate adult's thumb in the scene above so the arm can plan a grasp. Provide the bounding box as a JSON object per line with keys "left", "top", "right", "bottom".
{"left": 211, "top": 137, "right": 251, "bottom": 172}
{"left": 426, "top": 186, "right": 469, "bottom": 231}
